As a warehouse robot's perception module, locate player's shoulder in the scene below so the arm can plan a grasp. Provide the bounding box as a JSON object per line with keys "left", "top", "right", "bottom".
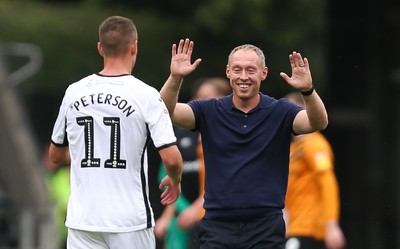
{"left": 65, "top": 74, "right": 96, "bottom": 91}
{"left": 302, "top": 132, "right": 331, "bottom": 149}
{"left": 59, "top": 76, "right": 88, "bottom": 102}
{"left": 115, "top": 75, "right": 157, "bottom": 95}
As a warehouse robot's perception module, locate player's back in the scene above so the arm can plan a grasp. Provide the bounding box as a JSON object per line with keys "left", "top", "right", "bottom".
{"left": 286, "top": 132, "right": 334, "bottom": 239}
{"left": 61, "top": 73, "right": 160, "bottom": 232}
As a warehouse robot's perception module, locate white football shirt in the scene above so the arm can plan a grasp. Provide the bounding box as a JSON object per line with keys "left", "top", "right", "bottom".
{"left": 51, "top": 74, "right": 176, "bottom": 232}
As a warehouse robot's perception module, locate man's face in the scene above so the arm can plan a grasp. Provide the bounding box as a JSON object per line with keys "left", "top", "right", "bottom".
{"left": 226, "top": 49, "right": 268, "bottom": 100}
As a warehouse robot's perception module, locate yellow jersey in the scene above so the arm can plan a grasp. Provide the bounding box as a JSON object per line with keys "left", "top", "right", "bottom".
{"left": 285, "top": 132, "right": 340, "bottom": 240}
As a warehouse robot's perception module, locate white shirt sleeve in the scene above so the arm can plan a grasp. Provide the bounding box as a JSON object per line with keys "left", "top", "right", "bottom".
{"left": 144, "top": 90, "right": 176, "bottom": 149}
{"left": 51, "top": 91, "right": 69, "bottom": 145}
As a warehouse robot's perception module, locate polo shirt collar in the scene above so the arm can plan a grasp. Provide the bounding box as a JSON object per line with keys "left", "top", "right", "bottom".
{"left": 222, "top": 93, "right": 270, "bottom": 112}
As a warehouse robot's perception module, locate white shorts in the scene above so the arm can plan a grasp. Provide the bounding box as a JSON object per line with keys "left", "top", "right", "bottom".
{"left": 67, "top": 227, "right": 155, "bottom": 249}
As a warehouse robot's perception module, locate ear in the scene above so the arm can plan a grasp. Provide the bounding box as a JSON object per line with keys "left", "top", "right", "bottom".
{"left": 226, "top": 65, "right": 230, "bottom": 78}
{"left": 97, "top": 42, "right": 104, "bottom": 56}
{"left": 261, "top": 67, "right": 268, "bottom": 80}
{"left": 131, "top": 40, "right": 138, "bottom": 55}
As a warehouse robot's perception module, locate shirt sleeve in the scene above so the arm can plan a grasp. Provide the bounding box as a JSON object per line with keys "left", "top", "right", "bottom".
{"left": 51, "top": 93, "right": 69, "bottom": 146}
{"left": 306, "top": 134, "right": 340, "bottom": 222}
{"left": 145, "top": 90, "right": 177, "bottom": 149}
{"left": 318, "top": 171, "right": 341, "bottom": 222}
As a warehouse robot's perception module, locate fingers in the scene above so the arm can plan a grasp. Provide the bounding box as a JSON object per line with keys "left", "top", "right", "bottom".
{"left": 303, "top": 57, "right": 309, "bottom": 68}
{"left": 288, "top": 53, "right": 295, "bottom": 68}
{"left": 159, "top": 179, "right": 178, "bottom": 205}
{"left": 171, "top": 43, "right": 177, "bottom": 56}
{"left": 173, "top": 38, "right": 197, "bottom": 56}
{"left": 174, "top": 38, "right": 190, "bottom": 54}
{"left": 159, "top": 182, "right": 166, "bottom": 191}
{"left": 170, "top": 38, "right": 202, "bottom": 77}
{"left": 183, "top": 38, "right": 190, "bottom": 54}
{"left": 161, "top": 188, "right": 177, "bottom": 205}
{"left": 281, "top": 51, "right": 310, "bottom": 79}
{"left": 160, "top": 187, "right": 170, "bottom": 204}
{"left": 171, "top": 39, "right": 184, "bottom": 56}
{"left": 187, "top": 39, "right": 194, "bottom": 56}
{"left": 159, "top": 176, "right": 168, "bottom": 190}
{"left": 177, "top": 39, "right": 184, "bottom": 54}
{"left": 289, "top": 51, "right": 308, "bottom": 69}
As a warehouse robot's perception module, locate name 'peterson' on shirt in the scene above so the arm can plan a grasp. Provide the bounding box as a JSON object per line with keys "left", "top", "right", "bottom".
{"left": 70, "top": 92, "right": 135, "bottom": 117}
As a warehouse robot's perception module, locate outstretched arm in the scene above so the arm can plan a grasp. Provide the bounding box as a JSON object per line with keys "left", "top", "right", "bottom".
{"left": 158, "top": 145, "right": 183, "bottom": 205}
{"left": 280, "top": 52, "right": 328, "bottom": 134}
{"left": 160, "top": 39, "right": 202, "bottom": 129}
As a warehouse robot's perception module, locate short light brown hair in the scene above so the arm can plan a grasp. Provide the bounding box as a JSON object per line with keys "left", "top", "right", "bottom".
{"left": 227, "top": 44, "right": 266, "bottom": 67}
{"left": 98, "top": 16, "right": 137, "bottom": 57}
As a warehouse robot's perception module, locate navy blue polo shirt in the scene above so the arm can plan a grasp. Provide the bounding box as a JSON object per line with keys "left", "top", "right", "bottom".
{"left": 188, "top": 93, "right": 303, "bottom": 220}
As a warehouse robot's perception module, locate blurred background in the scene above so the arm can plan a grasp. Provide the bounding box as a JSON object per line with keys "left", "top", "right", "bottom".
{"left": 0, "top": 0, "right": 399, "bottom": 248}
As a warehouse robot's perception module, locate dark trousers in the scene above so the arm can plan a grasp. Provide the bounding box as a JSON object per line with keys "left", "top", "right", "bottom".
{"left": 187, "top": 224, "right": 200, "bottom": 249}
{"left": 197, "top": 214, "right": 285, "bottom": 249}
{"left": 285, "top": 237, "right": 326, "bottom": 249}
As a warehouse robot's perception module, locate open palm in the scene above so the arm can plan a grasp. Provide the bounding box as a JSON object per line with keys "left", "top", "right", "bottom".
{"left": 280, "top": 51, "right": 313, "bottom": 91}
{"left": 170, "top": 39, "right": 202, "bottom": 77}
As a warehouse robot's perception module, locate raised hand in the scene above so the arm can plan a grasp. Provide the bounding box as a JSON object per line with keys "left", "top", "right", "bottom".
{"left": 170, "top": 38, "right": 202, "bottom": 78}
{"left": 279, "top": 51, "right": 313, "bottom": 91}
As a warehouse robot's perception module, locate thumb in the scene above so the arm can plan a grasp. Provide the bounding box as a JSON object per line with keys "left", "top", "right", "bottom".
{"left": 159, "top": 180, "right": 166, "bottom": 190}
{"left": 279, "top": 72, "right": 289, "bottom": 82}
{"left": 192, "top": 58, "right": 202, "bottom": 69}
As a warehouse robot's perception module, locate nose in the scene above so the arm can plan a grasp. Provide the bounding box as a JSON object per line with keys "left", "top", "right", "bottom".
{"left": 239, "top": 70, "right": 249, "bottom": 80}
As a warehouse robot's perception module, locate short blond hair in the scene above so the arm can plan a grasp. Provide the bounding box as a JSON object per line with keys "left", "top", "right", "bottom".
{"left": 227, "top": 44, "right": 266, "bottom": 67}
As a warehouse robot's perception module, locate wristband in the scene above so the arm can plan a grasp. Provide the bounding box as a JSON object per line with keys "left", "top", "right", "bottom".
{"left": 300, "top": 85, "right": 314, "bottom": 96}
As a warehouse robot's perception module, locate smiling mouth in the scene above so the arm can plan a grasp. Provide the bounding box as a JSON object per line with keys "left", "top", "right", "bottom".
{"left": 238, "top": 84, "right": 250, "bottom": 89}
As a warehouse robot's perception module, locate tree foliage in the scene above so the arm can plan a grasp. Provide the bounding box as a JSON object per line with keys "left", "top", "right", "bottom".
{"left": 0, "top": 0, "right": 326, "bottom": 98}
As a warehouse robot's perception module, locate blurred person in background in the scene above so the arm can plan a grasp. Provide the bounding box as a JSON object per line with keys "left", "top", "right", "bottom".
{"left": 48, "top": 16, "right": 183, "bottom": 249}
{"left": 155, "top": 77, "right": 231, "bottom": 249}
{"left": 284, "top": 92, "right": 346, "bottom": 249}
{"left": 43, "top": 143, "right": 70, "bottom": 249}
{"left": 160, "top": 39, "right": 328, "bottom": 249}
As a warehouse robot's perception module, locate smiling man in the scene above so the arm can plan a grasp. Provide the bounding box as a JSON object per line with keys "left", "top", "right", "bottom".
{"left": 160, "top": 39, "right": 328, "bottom": 249}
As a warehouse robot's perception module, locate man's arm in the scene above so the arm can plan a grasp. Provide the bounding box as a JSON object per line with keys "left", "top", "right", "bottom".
{"left": 154, "top": 202, "right": 176, "bottom": 240}
{"left": 311, "top": 137, "right": 346, "bottom": 249}
{"left": 160, "top": 39, "right": 201, "bottom": 129}
{"left": 177, "top": 195, "right": 204, "bottom": 230}
{"left": 320, "top": 172, "right": 346, "bottom": 249}
{"left": 280, "top": 51, "right": 328, "bottom": 134}
{"left": 293, "top": 91, "right": 328, "bottom": 134}
{"left": 49, "top": 143, "right": 70, "bottom": 165}
{"left": 158, "top": 145, "right": 183, "bottom": 205}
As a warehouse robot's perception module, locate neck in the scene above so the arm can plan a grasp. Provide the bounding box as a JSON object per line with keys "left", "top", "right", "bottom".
{"left": 232, "top": 93, "right": 260, "bottom": 113}
{"left": 100, "top": 57, "right": 133, "bottom": 76}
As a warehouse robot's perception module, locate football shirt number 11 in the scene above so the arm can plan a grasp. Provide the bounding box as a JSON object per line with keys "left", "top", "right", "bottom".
{"left": 77, "top": 116, "right": 127, "bottom": 169}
